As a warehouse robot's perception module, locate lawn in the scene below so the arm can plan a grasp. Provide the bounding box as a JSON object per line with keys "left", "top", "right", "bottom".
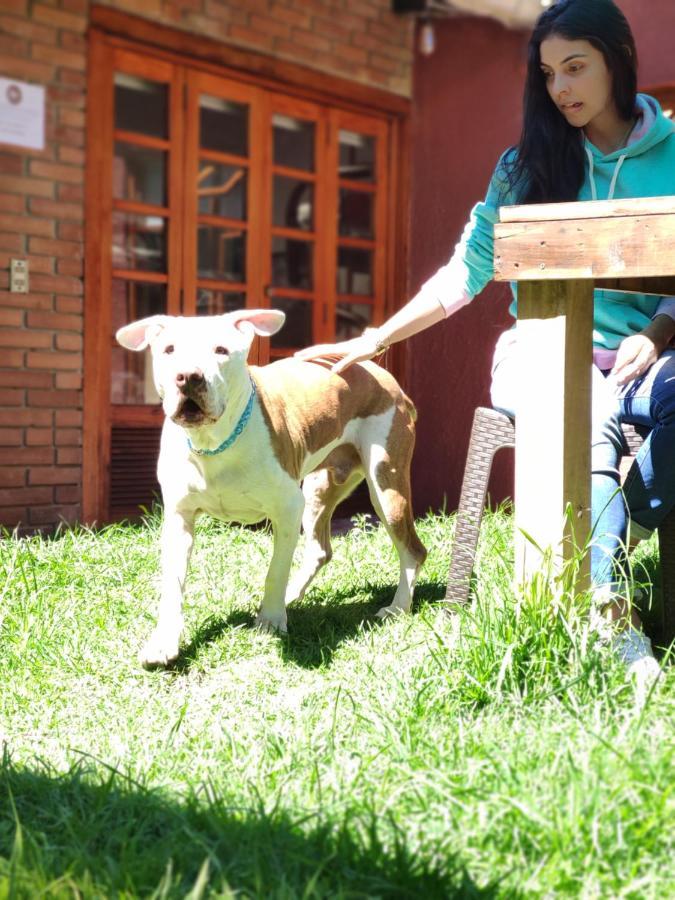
{"left": 0, "top": 508, "right": 673, "bottom": 898}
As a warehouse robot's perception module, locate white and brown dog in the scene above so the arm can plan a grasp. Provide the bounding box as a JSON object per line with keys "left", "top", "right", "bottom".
{"left": 116, "top": 309, "right": 427, "bottom": 667}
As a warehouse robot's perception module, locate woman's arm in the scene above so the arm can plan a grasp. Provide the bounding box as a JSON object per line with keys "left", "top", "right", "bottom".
{"left": 294, "top": 289, "right": 447, "bottom": 374}
{"left": 612, "top": 313, "right": 675, "bottom": 386}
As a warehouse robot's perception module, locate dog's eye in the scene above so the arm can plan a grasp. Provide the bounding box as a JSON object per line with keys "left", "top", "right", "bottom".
{"left": 164, "top": 344, "right": 174, "bottom": 355}
{"left": 214, "top": 346, "right": 228, "bottom": 356}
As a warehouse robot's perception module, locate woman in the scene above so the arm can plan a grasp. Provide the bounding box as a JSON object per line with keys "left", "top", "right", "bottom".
{"left": 297, "top": 0, "right": 675, "bottom": 683}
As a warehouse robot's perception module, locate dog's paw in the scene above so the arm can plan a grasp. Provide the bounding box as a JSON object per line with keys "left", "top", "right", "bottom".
{"left": 139, "top": 632, "right": 180, "bottom": 668}
{"left": 375, "top": 604, "right": 409, "bottom": 621}
{"left": 255, "top": 611, "right": 288, "bottom": 634}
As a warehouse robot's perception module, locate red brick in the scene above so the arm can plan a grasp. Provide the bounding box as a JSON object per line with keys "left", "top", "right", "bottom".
{"left": 0, "top": 33, "right": 29, "bottom": 57}
{"left": 0, "top": 14, "right": 57, "bottom": 45}
{"left": 56, "top": 259, "right": 83, "bottom": 277}
{"left": 57, "top": 69, "right": 86, "bottom": 90}
{"left": 0, "top": 193, "right": 26, "bottom": 214}
{"left": 47, "top": 84, "right": 84, "bottom": 106}
{"left": 29, "top": 466, "right": 79, "bottom": 486}
{"left": 0, "top": 233, "right": 24, "bottom": 253}
{"left": 55, "top": 410, "right": 81, "bottom": 426}
{"left": 312, "top": 15, "right": 351, "bottom": 42}
{"left": 0, "top": 56, "right": 54, "bottom": 83}
{"left": 0, "top": 1, "right": 29, "bottom": 15}
{"left": 29, "top": 160, "right": 83, "bottom": 186}
{"left": 29, "top": 199, "right": 82, "bottom": 222}
{"left": 228, "top": 25, "right": 274, "bottom": 51}
{"left": 27, "top": 351, "right": 79, "bottom": 370}
{"left": 26, "top": 310, "right": 81, "bottom": 331}
{"left": 32, "top": 42, "right": 85, "bottom": 72}
{"left": 0, "top": 174, "right": 54, "bottom": 199}
{"left": 58, "top": 108, "right": 85, "bottom": 129}
{"left": 0, "top": 349, "right": 25, "bottom": 367}
{"left": 52, "top": 124, "right": 84, "bottom": 147}
{"left": 55, "top": 332, "right": 82, "bottom": 351}
{"left": 0, "top": 507, "right": 26, "bottom": 527}
{"left": 0, "top": 309, "right": 24, "bottom": 327}
{"left": 57, "top": 184, "right": 84, "bottom": 204}
{"left": 271, "top": 5, "right": 310, "bottom": 28}
{"left": 0, "top": 389, "right": 24, "bottom": 407}
{"left": 250, "top": 14, "right": 290, "bottom": 39}
{"left": 0, "top": 154, "right": 23, "bottom": 177}
{"left": 26, "top": 428, "right": 53, "bottom": 446}
{"left": 55, "top": 427, "right": 81, "bottom": 445}
{"left": 0, "top": 429, "right": 22, "bottom": 446}
{"left": 0, "top": 487, "right": 53, "bottom": 506}
{"left": 29, "top": 504, "right": 80, "bottom": 526}
{"left": 0, "top": 292, "right": 53, "bottom": 311}
{"left": 29, "top": 237, "right": 81, "bottom": 257}
{"left": 0, "top": 214, "right": 53, "bottom": 238}
{"left": 289, "top": 27, "right": 332, "bottom": 52}
{"left": 55, "top": 484, "right": 80, "bottom": 504}
{"left": 57, "top": 145, "right": 85, "bottom": 166}
{"left": 0, "top": 329, "right": 52, "bottom": 349}
{"left": 57, "top": 447, "right": 82, "bottom": 465}
{"left": 55, "top": 296, "right": 81, "bottom": 313}
{"left": 0, "top": 369, "right": 51, "bottom": 388}
{"left": 27, "top": 273, "right": 83, "bottom": 295}
{"left": 59, "top": 30, "right": 86, "bottom": 54}
{"left": 55, "top": 372, "right": 81, "bottom": 389}
{"left": 61, "top": 0, "right": 88, "bottom": 14}
{"left": 57, "top": 222, "right": 83, "bottom": 241}
{"left": 0, "top": 447, "right": 53, "bottom": 466}
{"left": 28, "top": 389, "right": 80, "bottom": 408}
{"left": 0, "top": 409, "right": 51, "bottom": 426}
{"left": 33, "top": 4, "right": 86, "bottom": 33}
{"left": 0, "top": 469, "right": 27, "bottom": 489}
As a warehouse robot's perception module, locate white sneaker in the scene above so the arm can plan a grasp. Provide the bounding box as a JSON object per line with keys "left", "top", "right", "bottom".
{"left": 611, "top": 628, "right": 662, "bottom": 695}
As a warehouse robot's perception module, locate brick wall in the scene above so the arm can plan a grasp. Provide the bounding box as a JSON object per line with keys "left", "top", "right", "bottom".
{"left": 0, "top": 0, "right": 413, "bottom": 531}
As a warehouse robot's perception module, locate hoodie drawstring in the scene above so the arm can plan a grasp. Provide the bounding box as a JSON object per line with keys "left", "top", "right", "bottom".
{"left": 585, "top": 144, "right": 627, "bottom": 201}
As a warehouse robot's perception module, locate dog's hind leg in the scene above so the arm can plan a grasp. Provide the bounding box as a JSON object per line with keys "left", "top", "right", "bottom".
{"left": 361, "top": 411, "right": 427, "bottom": 618}
{"left": 285, "top": 447, "right": 364, "bottom": 606}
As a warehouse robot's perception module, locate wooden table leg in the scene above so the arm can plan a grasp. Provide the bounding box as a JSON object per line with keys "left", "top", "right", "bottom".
{"left": 514, "top": 279, "right": 594, "bottom": 588}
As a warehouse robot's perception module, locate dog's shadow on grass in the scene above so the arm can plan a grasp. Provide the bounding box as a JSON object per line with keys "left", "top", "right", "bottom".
{"left": 173, "top": 578, "right": 446, "bottom": 672}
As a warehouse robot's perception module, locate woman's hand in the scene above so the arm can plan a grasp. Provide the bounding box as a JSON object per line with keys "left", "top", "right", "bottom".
{"left": 611, "top": 333, "right": 658, "bottom": 386}
{"left": 294, "top": 328, "right": 386, "bottom": 374}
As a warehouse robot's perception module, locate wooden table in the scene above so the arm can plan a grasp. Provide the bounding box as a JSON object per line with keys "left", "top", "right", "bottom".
{"left": 493, "top": 195, "right": 675, "bottom": 585}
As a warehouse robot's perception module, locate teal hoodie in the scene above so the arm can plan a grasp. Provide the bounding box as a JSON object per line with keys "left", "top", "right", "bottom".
{"left": 460, "top": 94, "right": 675, "bottom": 350}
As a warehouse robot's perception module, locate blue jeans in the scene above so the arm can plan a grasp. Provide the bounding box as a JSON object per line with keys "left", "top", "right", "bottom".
{"left": 490, "top": 331, "right": 675, "bottom": 589}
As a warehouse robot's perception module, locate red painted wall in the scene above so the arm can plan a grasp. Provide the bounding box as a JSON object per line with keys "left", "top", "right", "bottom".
{"left": 407, "top": 1, "right": 675, "bottom": 515}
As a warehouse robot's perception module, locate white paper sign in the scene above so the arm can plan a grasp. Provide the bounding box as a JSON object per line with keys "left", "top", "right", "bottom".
{"left": 0, "top": 78, "right": 45, "bottom": 151}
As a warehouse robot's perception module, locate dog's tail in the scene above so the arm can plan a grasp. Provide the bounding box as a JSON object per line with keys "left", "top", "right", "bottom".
{"left": 401, "top": 390, "right": 417, "bottom": 423}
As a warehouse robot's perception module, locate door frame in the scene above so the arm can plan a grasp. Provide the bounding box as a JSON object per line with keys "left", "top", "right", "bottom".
{"left": 84, "top": 8, "right": 411, "bottom": 524}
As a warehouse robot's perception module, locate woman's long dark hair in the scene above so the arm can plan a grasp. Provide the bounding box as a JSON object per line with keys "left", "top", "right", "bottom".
{"left": 506, "top": 0, "right": 638, "bottom": 204}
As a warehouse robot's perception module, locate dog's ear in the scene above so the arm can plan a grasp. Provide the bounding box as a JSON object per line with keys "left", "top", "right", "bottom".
{"left": 230, "top": 309, "right": 286, "bottom": 337}
{"left": 116, "top": 316, "right": 171, "bottom": 351}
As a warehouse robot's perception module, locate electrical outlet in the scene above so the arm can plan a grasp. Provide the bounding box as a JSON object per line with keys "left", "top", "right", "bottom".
{"left": 10, "top": 259, "right": 29, "bottom": 294}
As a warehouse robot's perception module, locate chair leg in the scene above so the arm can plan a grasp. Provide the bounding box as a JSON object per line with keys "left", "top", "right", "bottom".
{"left": 656, "top": 510, "right": 675, "bottom": 647}
{"left": 445, "top": 408, "right": 514, "bottom": 608}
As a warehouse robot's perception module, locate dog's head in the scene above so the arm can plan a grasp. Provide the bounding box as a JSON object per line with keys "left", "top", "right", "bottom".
{"left": 116, "top": 309, "right": 285, "bottom": 427}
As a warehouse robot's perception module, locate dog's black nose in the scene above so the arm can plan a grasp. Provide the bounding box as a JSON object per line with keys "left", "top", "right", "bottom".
{"left": 175, "top": 369, "right": 205, "bottom": 390}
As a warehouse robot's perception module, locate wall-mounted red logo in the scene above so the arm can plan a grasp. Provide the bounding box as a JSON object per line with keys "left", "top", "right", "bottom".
{"left": 6, "top": 84, "right": 22, "bottom": 105}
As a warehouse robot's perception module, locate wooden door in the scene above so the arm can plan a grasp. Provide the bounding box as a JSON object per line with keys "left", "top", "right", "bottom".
{"left": 84, "top": 36, "right": 398, "bottom": 523}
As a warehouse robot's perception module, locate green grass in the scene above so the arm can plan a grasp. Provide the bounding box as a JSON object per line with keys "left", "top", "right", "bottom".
{"left": 0, "top": 508, "right": 673, "bottom": 898}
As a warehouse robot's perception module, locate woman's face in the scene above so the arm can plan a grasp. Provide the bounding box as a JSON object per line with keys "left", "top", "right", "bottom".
{"left": 539, "top": 36, "right": 617, "bottom": 128}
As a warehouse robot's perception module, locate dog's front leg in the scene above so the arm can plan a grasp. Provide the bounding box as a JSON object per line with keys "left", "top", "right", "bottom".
{"left": 256, "top": 491, "right": 304, "bottom": 634}
{"left": 139, "top": 509, "right": 195, "bottom": 667}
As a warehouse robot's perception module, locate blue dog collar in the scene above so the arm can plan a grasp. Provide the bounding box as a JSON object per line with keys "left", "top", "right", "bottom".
{"left": 187, "top": 380, "right": 257, "bottom": 457}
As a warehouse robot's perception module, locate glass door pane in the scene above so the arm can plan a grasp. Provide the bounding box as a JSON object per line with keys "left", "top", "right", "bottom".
{"left": 333, "top": 116, "right": 389, "bottom": 342}
{"left": 110, "top": 65, "right": 173, "bottom": 407}
{"left": 183, "top": 73, "right": 261, "bottom": 321}
{"left": 268, "top": 108, "right": 319, "bottom": 356}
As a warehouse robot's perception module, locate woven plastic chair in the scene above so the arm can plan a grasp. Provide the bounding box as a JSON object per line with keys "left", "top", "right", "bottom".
{"left": 446, "top": 406, "right": 675, "bottom": 646}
